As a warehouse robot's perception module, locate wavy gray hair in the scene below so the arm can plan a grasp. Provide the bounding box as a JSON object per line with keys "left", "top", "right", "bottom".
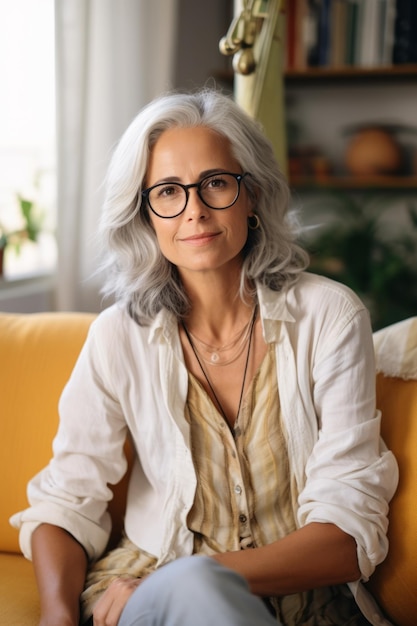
{"left": 99, "top": 88, "right": 309, "bottom": 324}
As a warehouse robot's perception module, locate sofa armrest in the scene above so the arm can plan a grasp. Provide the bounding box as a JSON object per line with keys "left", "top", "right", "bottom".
{"left": 366, "top": 317, "right": 417, "bottom": 626}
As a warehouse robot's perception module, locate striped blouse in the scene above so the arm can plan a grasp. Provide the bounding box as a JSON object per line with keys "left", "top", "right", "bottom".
{"left": 185, "top": 344, "right": 367, "bottom": 626}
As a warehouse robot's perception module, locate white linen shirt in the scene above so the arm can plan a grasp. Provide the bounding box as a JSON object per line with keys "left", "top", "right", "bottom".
{"left": 11, "top": 273, "right": 398, "bottom": 625}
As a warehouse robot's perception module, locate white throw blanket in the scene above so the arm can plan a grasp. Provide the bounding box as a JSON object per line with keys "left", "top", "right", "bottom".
{"left": 373, "top": 316, "right": 417, "bottom": 381}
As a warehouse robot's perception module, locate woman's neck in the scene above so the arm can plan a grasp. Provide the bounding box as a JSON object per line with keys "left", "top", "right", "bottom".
{"left": 181, "top": 269, "right": 255, "bottom": 344}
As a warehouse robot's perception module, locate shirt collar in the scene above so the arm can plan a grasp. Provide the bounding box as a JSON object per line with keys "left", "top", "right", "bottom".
{"left": 256, "top": 282, "right": 295, "bottom": 343}
{"left": 148, "top": 307, "right": 178, "bottom": 345}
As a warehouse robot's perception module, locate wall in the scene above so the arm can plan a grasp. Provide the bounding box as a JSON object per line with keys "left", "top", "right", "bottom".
{"left": 0, "top": 275, "right": 55, "bottom": 313}
{"left": 174, "top": 0, "right": 233, "bottom": 91}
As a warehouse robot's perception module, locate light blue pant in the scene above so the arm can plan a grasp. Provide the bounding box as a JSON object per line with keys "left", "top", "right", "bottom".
{"left": 118, "top": 555, "right": 280, "bottom": 626}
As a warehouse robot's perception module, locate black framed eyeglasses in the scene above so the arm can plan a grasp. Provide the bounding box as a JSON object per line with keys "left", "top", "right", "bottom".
{"left": 141, "top": 172, "right": 249, "bottom": 219}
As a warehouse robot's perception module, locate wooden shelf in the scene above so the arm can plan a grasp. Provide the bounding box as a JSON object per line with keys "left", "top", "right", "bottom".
{"left": 212, "top": 65, "right": 417, "bottom": 87}
{"left": 285, "top": 64, "right": 417, "bottom": 84}
{"left": 289, "top": 175, "right": 417, "bottom": 190}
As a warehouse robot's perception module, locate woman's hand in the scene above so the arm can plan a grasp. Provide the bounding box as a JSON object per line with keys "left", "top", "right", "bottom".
{"left": 92, "top": 577, "right": 145, "bottom": 626}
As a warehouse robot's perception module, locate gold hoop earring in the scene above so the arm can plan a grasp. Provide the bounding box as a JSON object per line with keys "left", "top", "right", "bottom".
{"left": 248, "top": 214, "right": 260, "bottom": 230}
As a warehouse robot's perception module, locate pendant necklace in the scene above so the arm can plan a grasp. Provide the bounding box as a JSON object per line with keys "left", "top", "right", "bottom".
{"left": 182, "top": 305, "right": 257, "bottom": 426}
{"left": 187, "top": 312, "right": 254, "bottom": 366}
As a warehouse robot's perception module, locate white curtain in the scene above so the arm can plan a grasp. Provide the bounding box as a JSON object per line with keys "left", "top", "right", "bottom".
{"left": 54, "top": 0, "right": 178, "bottom": 312}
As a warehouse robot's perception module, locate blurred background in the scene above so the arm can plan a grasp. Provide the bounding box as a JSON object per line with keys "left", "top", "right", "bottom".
{"left": 0, "top": 0, "right": 416, "bottom": 330}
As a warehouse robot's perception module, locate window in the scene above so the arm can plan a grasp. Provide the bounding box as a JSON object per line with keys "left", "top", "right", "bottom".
{"left": 0, "top": 0, "right": 56, "bottom": 280}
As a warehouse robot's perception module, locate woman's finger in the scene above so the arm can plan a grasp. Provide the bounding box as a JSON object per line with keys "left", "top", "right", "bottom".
{"left": 93, "top": 577, "right": 142, "bottom": 626}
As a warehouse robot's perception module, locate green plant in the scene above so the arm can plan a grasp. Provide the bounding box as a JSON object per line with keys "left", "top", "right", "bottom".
{"left": 303, "top": 193, "right": 417, "bottom": 330}
{"left": 0, "top": 194, "right": 44, "bottom": 252}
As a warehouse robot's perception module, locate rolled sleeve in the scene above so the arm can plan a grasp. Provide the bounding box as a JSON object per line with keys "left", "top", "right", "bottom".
{"left": 298, "top": 308, "right": 399, "bottom": 579}
{"left": 10, "top": 500, "right": 111, "bottom": 561}
{"left": 298, "top": 417, "right": 398, "bottom": 579}
{"left": 10, "top": 314, "right": 130, "bottom": 561}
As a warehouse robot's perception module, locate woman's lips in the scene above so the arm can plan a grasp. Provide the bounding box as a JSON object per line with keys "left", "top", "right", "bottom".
{"left": 180, "top": 232, "right": 220, "bottom": 245}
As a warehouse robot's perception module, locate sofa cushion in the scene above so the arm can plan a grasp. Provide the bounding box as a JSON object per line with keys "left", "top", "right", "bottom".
{"left": 0, "top": 312, "right": 95, "bottom": 554}
{"left": 0, "top": 553, "right": 39, "bottom": 625}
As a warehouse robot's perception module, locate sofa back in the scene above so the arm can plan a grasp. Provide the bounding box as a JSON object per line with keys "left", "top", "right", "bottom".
{"left": 0, "top": 312, "right": 96, "bottom": 554}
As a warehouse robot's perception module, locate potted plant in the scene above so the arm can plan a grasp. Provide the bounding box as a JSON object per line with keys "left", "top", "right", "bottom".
{"left": 0, "top": 195, "right": 44, "bottom": 278}
{"left": 303, "top": 193, "right": 417, "bottom": 330}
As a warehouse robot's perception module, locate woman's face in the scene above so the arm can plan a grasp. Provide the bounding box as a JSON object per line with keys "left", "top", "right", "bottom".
{"left": 145, "top": 126, "right": 254, "bottom": 283}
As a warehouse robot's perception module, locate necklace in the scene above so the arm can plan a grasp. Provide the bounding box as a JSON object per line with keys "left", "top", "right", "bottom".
{"left": 182, "top": 305, "right": 257, "bottom": 426}
{"left": 187, "top": 313, "right": 253, "bottom": 366}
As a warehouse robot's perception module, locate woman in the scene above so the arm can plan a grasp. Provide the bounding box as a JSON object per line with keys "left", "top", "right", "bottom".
{"left": 11, "top": 89, "right": 398, "bottom": 626}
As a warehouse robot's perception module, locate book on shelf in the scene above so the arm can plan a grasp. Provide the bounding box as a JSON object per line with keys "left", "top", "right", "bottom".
{"left": 356, "top": 0, "right": 381, "bottom": 67}
{"left": 284, "top": 0, "right": 416, "bottom": 71}
{"left": 393, "top": 0, "right": 417, "bottom": 64}
{"left": 330, "top": 0, "right": 348, "bottom": 67}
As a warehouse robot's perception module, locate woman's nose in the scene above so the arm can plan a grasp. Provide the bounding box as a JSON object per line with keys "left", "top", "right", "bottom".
{"left": 185, "top": 188, "right": 209, "bottom": 219}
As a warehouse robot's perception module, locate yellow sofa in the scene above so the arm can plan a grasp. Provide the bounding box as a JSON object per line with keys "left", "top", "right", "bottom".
{"left": 0, "top": 311, "right": 416, "bottom": 626}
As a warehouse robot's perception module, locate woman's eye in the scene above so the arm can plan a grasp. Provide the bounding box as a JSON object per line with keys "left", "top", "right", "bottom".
{"left": 158, "top": 184, "right": 179, "bottom": 198}
{"left": 204, "top": 176, "right": 226, "bottom": 190}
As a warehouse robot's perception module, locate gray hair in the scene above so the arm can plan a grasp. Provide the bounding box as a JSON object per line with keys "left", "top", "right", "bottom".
{"left": 99, "top": 88, "right": 309, "bottom": 324}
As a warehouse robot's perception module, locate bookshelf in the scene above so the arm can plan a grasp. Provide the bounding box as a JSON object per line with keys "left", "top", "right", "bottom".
{"left": 272, "top": 0, "right": 417, "bottom": 329}
{"left": 284, "top": 0, "right": 417, "bottom": 191}
{"left": 286, "top": 0, "right": 417, "bottom": 73}
{"left": 286, "top": 64, "right": 417, "bottom": 190}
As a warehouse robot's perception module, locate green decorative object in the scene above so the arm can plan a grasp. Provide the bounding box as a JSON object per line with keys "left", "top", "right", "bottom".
{"left": 0, "top": 194, "right": 44, "bottom": 277}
